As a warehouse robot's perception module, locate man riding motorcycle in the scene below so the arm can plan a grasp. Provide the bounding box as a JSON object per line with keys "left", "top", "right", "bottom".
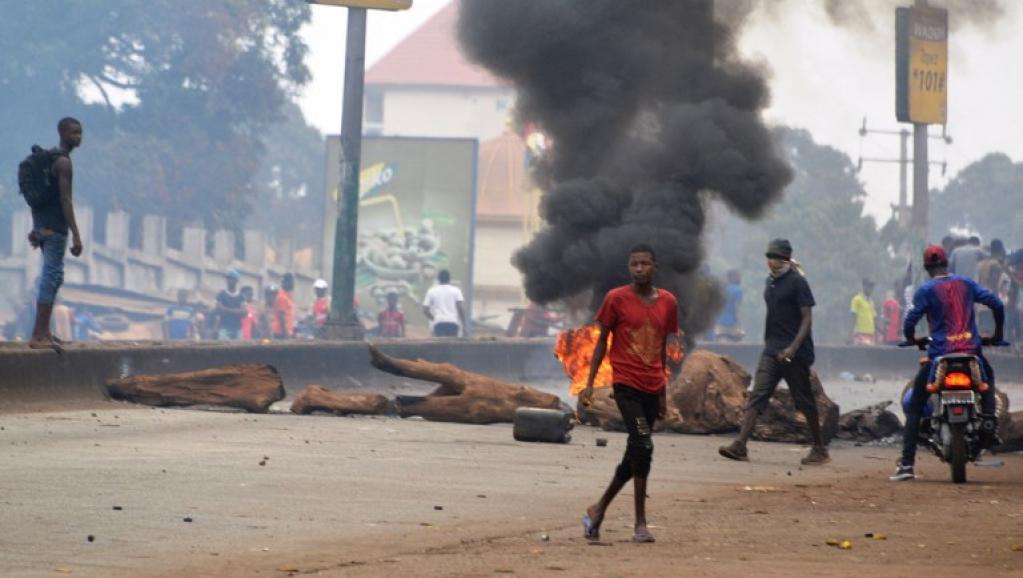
{"left": 893, "top": 245, "right": 1005, "bottom": 481}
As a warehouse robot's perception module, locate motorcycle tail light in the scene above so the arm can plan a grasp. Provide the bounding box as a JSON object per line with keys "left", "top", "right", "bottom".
{"left": 926, "top": 382, "right": 938, "bottom": 393}
{"left": 943, "top": 372, "right": 972, "bottom": 389}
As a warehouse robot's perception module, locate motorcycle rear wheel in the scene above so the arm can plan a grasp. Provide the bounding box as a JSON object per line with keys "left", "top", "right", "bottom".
{"left": 949, "top": 423, "right": 968, "bottom": 484}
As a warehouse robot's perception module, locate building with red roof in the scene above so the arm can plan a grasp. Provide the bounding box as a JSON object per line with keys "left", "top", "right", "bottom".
{"left": 357, "top": 1, "right": 544, "bottom": 334}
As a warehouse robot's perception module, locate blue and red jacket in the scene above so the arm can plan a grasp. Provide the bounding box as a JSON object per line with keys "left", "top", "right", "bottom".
{"left": 903, "top": 274, "right": 1004, "bottom": 360}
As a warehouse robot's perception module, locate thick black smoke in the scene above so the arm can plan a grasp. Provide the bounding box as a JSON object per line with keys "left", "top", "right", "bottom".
{"left": 458, "top": 0, "right": 792, "bottom": 335}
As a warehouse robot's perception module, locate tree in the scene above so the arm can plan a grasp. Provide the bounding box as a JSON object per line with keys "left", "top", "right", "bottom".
{"left": 707, "top": 127, "right": 901, "bottom": 343}
{"left": 248, "top": 102, "right": 327, "bottom": 254}
{"left": 0, "top": 0, "right": 310, "bottom": 231}
{"left": 930, "top": 153, "right": 1023, "bottom": 249}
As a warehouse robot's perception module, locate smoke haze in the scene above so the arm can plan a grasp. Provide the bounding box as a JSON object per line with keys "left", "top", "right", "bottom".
{"left": 459, "top": 0, "right": 792, "bottom": 334}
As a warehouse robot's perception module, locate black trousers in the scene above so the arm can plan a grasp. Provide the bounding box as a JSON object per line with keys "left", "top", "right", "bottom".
{"left": 746, "top": 354, "right": 817, "bottom": 415}
{"left": 613, "top": 383, "right": 659, "bottom": 482}
{"left": 432, "top": 322, "right": 459, "bottom": 337}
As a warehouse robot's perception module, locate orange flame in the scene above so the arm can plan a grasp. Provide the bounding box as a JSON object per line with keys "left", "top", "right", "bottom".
{"left": 555, "top": 324, "right": 685, "bottom": 397}
{"left": 555, "top": 324, "right": 613, "bottom": 397}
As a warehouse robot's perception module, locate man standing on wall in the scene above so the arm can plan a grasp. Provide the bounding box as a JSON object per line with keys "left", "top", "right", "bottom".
{"left": 718, "top": 239, "right": 831, "bottom": 465}
{"left": 580, "top": 244, "right": 680, "bottom": 544}
{"left": 27, "top": 118, "right": 84, "bottom": 351}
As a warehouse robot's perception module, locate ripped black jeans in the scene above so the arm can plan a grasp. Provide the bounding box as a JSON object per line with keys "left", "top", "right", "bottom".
{"left": 613, "top": 383, "right": 660, "bottom": 482}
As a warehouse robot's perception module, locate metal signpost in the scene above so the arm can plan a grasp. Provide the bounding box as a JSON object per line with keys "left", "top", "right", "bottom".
{"left": 307, "top": 0, "right": 413, "bottom": 339}
{"left": 896, "top": 0, "right": 948, "bottom": 238}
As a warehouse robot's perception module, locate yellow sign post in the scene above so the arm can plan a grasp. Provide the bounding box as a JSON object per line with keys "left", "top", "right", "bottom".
{"left": 896, "top": 5, "right": 948, "bottom": 125}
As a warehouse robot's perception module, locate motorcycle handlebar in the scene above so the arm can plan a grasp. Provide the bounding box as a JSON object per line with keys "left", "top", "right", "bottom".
{"left": 897, "top": 337, "right": 931, "bottom": 350}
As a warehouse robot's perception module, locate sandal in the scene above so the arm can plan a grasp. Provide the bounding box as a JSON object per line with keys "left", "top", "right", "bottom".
{"left": 632, "top": 529, "right": 656, "bottom": 543}
{"left": 582, "top": 514, "right": 600, "bottom": 541}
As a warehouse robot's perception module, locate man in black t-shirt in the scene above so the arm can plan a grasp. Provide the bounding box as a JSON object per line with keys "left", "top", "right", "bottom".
{"left": 215, "top": 270, "right": 246, "bottom": 340}
{"left": 719, "top": 239, "right": 831, "bottom": 465}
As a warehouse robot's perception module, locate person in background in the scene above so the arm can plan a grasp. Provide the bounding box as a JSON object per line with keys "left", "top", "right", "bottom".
{"left": 880, "top": 287, "right": 902, "bottom": 345}
{"left": 273, "top": 273, "right": 296, "bottom": 339}
{"left": 214, "top": 270, "right": 245, "bottom": 340}
{"left": 977, "top": 239, "right": 1009, "bottom": 335}
{"left": 715, "top": 269, "right": 745, "bottom": 342}
{"left": 949, "top": 235, "right": 986, "bottom": 281}
{"left": 719, "top": 238, "right": 831, "bottom": 465}
{"left": 164, "top": 289, "right": 197, "bottom": 341}
{"left": 240, "top": 286, "right": 256, "bottom": 340}
{"left": 312, "top": 278, "right": 330, "bottom": 330}
{"left": 73, "top": 309, "right": 102, "bottom": 341}
{"left": 422, "top": 269, "right": 466, "bottom": 337}
{"left": 520, "top": 302, "right": 558, "bottom": 338}
{"left": 377, "top": 291, "right": 406, "bottom": 338}
{"left": 255, "top": 285, "right": 278, "bottom": 340}
{"left": 850, "top": 278, "right": 877, "bottom": 345}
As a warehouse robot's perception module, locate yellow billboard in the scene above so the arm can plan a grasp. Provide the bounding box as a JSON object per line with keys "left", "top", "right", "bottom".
{"left": 896, "top": 6, "right": 948, "bottom": 125}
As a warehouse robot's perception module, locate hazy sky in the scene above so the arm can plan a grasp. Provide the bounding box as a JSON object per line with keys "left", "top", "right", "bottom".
{"left": 298, "top": 0, "right": 1022, "bottom": 225}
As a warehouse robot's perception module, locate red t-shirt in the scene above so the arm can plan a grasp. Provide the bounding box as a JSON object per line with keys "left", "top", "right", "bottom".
{"left": 595, "top": 286, "right": 679, "bottom": 394}
{"left": 378, "top": 309, "right": 405, "bottom": 338}
{"left": 882, "top": 298, "right": 901, "bottom": 343}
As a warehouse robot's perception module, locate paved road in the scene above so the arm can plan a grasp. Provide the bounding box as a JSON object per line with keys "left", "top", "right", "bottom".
{"left": 1, "top": 406, "right": 1020, "bottom": 577}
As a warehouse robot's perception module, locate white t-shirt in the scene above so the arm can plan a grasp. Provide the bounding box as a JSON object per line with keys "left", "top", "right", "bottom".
{"left": 423, "top": 284, "right": 464, "bottom": 327}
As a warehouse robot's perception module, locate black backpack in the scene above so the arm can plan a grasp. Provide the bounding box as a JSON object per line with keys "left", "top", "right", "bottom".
{"left": 17, "top": 145, "right": 64, "bottom": 209}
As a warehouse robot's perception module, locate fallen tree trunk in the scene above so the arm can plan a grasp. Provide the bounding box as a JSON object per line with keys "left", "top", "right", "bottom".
{"left": 578, "top": 351, "right": 839, "bottom": 444}
{"left": 290, "top": 385, "right": 391, "bottom": 416}
{"left": 107, "top": 364, "right": 285, "bottom": 413}
{"left": 369, "top": 345, "right": 561, "bottom": 424}
{"left": 578, "top": 350, "right": 749, "bottom": 434}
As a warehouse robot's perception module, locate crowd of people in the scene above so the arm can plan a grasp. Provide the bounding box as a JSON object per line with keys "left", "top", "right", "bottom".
{"left": 847, "top": 234, "right": 1020, "bottom": 347}
{"left": 163, "top": 271, "right": 329, "bottom": 342}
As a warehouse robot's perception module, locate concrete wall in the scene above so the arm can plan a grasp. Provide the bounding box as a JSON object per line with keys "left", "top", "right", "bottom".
{"left": 0, "top": 207, "right": 323, "bottom": 312}
{"left": 2, "top": 340, "right": 1021, "bottom": 410}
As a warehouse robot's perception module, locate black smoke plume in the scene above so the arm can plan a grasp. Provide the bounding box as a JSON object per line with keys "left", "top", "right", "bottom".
{"left": 459, "top": 0, "right": 792, "bottom": 335}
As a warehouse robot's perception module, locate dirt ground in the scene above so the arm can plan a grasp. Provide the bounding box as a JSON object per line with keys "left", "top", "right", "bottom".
{"left": 177, "top": 464, "right": 1023, "bottom": 578}
{"left": 2, "top": 405, "right": 1021, "bottom": 578}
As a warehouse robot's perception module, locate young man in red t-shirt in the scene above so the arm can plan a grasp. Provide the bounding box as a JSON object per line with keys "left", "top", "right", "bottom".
{"left": 581, "top": 244, "right": 680, "bottom": 544}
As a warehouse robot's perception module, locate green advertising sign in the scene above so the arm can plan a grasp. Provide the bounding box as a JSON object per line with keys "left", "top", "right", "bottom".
{"left": 322, "top": 136, "right": 478, "bottom": 337}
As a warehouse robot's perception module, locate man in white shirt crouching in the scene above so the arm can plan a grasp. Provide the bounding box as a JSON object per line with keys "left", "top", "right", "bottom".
{"left": 422, "top": 269, "right": 467, "bottom": 337}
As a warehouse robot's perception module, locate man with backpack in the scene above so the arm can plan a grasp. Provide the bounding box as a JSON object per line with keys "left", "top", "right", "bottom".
{"left": 19, "top": 117, "right": 84, "bottom": 351}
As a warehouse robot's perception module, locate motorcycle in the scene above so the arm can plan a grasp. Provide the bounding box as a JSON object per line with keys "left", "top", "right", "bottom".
{"left": 899, "top": 336, "right": 1008, "bottom": 483}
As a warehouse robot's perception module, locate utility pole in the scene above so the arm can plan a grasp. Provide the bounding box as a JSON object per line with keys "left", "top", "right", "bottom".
{"left": 321, "top": 7, "right": 367, "bottom": 340}
{"left": 309, "top": 0, "right": 413, "bottom": 340}
{"left": 858, "top": 119, "right": 948, "bottom": 226}
{"left": 911, "top": 0, "right": 929, "bottom": 236}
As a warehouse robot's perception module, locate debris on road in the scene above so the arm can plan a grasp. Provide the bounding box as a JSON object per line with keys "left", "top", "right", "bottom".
{"left": 106, "top": 364, "right": 285, "bottom": 413}
{"left": 290, "top": 385, "right": 391, "bottom": 417}
{"left": 370, "top": 345, "right": 561, "bottom": 424}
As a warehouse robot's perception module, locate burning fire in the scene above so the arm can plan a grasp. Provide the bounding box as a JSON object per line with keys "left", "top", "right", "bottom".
{"left": 555, "top": 324, "right": 685, "bottom": 397}
{"left": 555, "top": 325, "right": 613, "bottom": 397}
